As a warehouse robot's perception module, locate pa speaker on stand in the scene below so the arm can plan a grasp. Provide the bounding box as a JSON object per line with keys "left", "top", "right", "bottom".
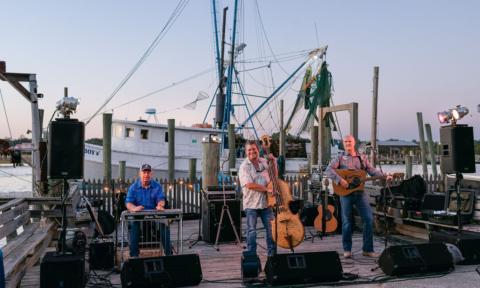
{"left": 440, "top": 124, "right": 475, "bottom": 174}
{"left": 48, "top": 118, "right": 85, "bottom": 179}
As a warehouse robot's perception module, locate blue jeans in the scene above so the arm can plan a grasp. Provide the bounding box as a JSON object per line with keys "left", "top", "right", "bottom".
{"left": 340, "top": 191, "right": 374, "bottom": 252}
{"left": 0, "top": 249, "right": 4, "bottom": 288}
{"left": 129, "top": 222, "right": 171, "bottom": 257}
{"left": 245, "top": 208, "right": 276, "bottom": 256}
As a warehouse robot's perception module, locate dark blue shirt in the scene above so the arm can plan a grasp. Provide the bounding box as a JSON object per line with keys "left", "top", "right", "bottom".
{"left": 125, "top": 179, "right": 165, "bottom": 210}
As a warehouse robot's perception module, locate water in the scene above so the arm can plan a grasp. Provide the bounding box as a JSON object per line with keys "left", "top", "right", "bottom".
{"left": 0, "top": 163, "right": 479, "bottom": 195}
{"left": 0, "top": 164, "right": 34, "bottom": 197}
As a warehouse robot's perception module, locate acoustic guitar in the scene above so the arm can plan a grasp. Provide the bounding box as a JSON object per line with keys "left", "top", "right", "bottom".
{"left": 314, "top": 178, "right": 338, "bottom": 233}
{"left": 332, "top": 169, "right": 403, "bottom": 197}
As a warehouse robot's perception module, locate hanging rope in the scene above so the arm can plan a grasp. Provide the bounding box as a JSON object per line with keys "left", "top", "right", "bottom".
{"left": 0, "top": 88, "right": 13, "bottom": 139}
{"left": 85, "top": 0, "right": 190, "bottom": 125}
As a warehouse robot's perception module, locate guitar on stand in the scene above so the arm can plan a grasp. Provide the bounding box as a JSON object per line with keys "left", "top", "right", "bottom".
{"left": 314, "top": 177, "right": 338, "bottom": 235}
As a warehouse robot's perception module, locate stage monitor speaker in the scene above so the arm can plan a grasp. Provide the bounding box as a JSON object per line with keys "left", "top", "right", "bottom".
{"left": 48, "top": 118, "right": 85, "bottom": 179}
{"left": 265, "top": 251, "right": 343, "bottom": 285}
{"left": 121, "top": 254, "right": 202, "bottom": 288}
{"left": 201, "top": 199, "right": 241, "bottom": 243}
{"left": 430, "top": 229, "right": 480, "bottom": 265}
{"left": 89, "top": 239, "right": 114, "bottom": 270}
{"left": 440, "top": 125, "right": 475, "bottom": 174}
{"left": 40, "top": 251, "right": 85, "bottom": 288}
{"left": 379, "top": 243, "right": 453, "bottom": 276}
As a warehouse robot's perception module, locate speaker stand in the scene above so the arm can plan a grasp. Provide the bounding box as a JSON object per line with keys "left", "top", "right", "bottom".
{"left": 213, "top": 202, "right": 242, "bottom": 251}
{"left": 455, "top": 172, "right": 464, "bottom": 236}
{"left": 58, "top": 178, "right": 69, "bottom": 255}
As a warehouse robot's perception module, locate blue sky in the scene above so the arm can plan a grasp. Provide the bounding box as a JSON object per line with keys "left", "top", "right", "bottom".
{"left": 0, "top": 0, "right": 479, "bottom": 141}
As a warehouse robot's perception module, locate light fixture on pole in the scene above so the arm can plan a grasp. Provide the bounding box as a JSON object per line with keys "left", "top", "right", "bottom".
{"left": 437, "top": 105, "right": 469, "bottom": 125}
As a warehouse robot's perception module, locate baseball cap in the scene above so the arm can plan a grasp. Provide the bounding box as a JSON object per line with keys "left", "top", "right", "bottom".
{"left": 141, "top": 164, "right": 152, "bottom": 171}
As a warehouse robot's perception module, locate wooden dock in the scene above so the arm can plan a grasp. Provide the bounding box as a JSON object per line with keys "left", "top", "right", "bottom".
{"left": 17, "top": 218, "right": 480, "bottom": 288}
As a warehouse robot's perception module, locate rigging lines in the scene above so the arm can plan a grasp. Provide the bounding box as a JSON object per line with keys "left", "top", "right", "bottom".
{"left": 85, "top": 0, "right": 190, "bottom": 125}
{"left": 0, "top": 88, "right": 13, "bottom": 139}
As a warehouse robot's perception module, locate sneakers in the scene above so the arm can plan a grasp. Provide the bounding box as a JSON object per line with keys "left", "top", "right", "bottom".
{"left": 343, "top": 251, "right": 352, "bottom": 258}
{"left": 362, "top": 251, "right": 380, "bottom": 257}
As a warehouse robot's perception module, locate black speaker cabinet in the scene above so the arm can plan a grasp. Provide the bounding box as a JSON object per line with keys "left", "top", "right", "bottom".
{"left": 379, "top": 243, "right": 453, "bottom": 276}
{"left": 40, "top": 251, "right": 85, "bottom": 288}
{"left": 48, "top": 118, "right": 85, "bottom": 179}
{"left": 430, "top": 229, "right": 480, "bottom": 265}
{"left": 265, "top": 251, "right": 343, "bottom": 285}
{"left": 121, "top": 254, "right": 202, "bottom": 288}
{"left": 241, "top": 251, "right": 261, "bottom": 280}
{"left": 440, "top": 125, "right": 475, "bottom": 174}
{"left": 201, "top": 199, "right": 241, "bottom": 243}
{"left": 89, "top": 239, "right": 114, "bottom": 270}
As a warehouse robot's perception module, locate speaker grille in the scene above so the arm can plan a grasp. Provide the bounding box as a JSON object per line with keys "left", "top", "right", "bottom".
{"left": 48, "top": 118, "right": 85, "bottom": 179}
{"left": 440, "top": 125, "right": 475, "bottom": 174}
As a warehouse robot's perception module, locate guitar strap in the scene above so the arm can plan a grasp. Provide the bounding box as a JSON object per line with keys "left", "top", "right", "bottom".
{"left": 339, "top": 153, "right": 366, "bottom": 170}
{"left": 357, "top": 155, "right": 365, "bottom": 171}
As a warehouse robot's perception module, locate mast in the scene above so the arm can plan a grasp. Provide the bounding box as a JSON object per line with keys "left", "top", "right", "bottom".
{"left": 222, "top": 0, "right": 239, "bottom": 131}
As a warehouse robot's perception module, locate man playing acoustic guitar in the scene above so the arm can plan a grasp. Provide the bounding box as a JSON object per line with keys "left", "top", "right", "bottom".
{"left": 325, "top": 135, "right": 391, "bottom": 258}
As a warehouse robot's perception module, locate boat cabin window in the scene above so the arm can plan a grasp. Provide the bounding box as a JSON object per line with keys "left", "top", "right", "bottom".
{"left": 164, "top": 132, "right": 168, "bottom": 142}
{"left": 125, "top": 127, "right": 134, "bottom": 138}
{"left": 114, "top": 125, "right": 123, "bottom": 137}
{"left": 140, "top": 129, "right": 149, "bottom": 140}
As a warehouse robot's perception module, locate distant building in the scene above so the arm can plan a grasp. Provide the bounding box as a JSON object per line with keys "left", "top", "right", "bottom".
{"left": 367, "top": 139, "right": 421, "bottom": 164}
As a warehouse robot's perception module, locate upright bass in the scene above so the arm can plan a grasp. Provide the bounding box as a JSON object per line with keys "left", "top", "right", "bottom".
{"left": 261, "top": 135, "right": 304, "bottom": 250}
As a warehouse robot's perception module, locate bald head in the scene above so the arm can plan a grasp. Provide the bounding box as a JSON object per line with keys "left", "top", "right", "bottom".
{"left": 343, "top": 135, "right": 356, "bottom": 155}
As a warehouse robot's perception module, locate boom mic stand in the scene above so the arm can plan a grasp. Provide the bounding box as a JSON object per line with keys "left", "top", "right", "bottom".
{"left": 188, "top": 186, "right": 205, "bottom": 248}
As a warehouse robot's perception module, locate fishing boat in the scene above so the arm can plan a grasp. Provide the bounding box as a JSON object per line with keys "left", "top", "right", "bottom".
{"left": 82, "top": 0, "right": 338, "bottom": 179}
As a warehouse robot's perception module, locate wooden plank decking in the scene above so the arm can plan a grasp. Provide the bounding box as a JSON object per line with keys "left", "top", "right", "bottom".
{"left": 20, "top": 218, "right": 480, "bottom": 288}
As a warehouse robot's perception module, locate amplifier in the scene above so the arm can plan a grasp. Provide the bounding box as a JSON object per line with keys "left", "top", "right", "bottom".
{"left": 41, "top": 252, "right": 85, "bottom": 288}
{"left": 89, "top": 238, "right": 114, "bottom": 270}
{"left": 204, "top": 191, "right": 236, "bottom": 201}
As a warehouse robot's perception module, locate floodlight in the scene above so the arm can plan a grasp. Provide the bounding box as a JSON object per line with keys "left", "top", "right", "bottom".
{"left": 56, "top": 96, "right": 79, "bottom": 118}
{"left": 437, "top": 105, "right": 469, "bottom": 125}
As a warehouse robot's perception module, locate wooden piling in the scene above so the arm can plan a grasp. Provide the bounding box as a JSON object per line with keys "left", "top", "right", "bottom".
{"left": 103, "top": 113, "right": 112, "bottom": 185}
{"left": 189, "top": 158, "right": 197, "bottom": 181}
{"left": 119, "top": 160, "right": 126, "bottom": 181}
{"left": 405, "top": 153, "right": 413, "bottom": 178}
{"left": 425, "top": 123, "right": 438, "bottom": 179}
{"left": 202, "top": 136, "right": 220, "bottom": 188}
{"left": 416, "top": 112, "right": 428, "bottom": 177}
{"left": 371, "top": 66, "right": 379, "bottom": 167}
{"left": 168, "top": 119, "right": 175, "bottom": 183}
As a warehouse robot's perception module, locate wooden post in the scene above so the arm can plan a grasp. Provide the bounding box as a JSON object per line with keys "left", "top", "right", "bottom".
{"left": 189, "top": 158, "right": 197, "bottom": 181}
{"left": 280, "top": 100, "right": 286, "bottom": 157}
{"left": 416, "top": 112, "right": 428, "bottom": 177}
{"left": 350, "top": 102, "right": 359, "bottom": 142}
{"left": 228, "top": 123, "right": 236, "bottom": 170}
{"left": 103, "top": 113, "right": 112, "bottom": 185}
{"left": 168, "top": 119, "right": 175, "bottom": 183}
{"left": 425, "top": 123, "right": 438, "bottom": 179}
{"left": 405, "top": 153, "right": 413, "bottom": 178}
{"left": 371, "top": 66, "right": 379, "bottom": 167}
{"left": 119, "top": 160, "right": 126, "bottom": 181}
{"left": 202, "top": 135, "right": 220, "bottom": 188}
{"left": 311, "top": 125, "right": 319, "bottom": 167}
